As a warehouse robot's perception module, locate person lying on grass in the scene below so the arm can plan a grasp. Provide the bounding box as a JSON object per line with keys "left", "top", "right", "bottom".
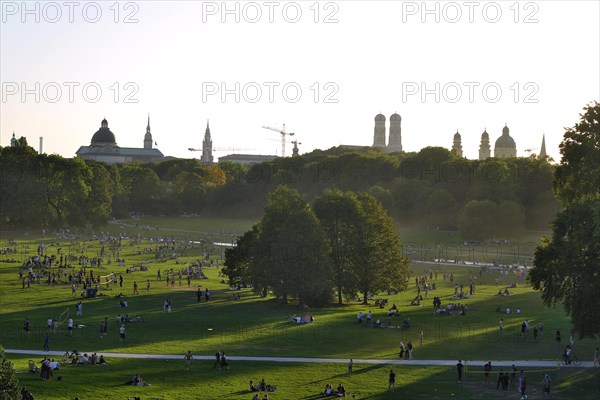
{"left": 125, "top": 374, "right": 150, "bottom": 386}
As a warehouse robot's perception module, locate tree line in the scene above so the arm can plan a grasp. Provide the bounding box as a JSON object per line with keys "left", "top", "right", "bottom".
{"left": 222, "top": 186, "right": 410, "bottom": 306}
{"left": 1, "top": 130, "right": 558, "bottom": 239}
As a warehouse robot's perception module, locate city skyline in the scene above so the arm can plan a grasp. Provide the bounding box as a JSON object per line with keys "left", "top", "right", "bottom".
{"left": 2, "top": 1, "right": 599, "bottom": 161}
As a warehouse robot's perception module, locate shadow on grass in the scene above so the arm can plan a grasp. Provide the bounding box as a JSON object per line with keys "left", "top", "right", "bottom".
{"left": 307, "top": 364, "right": 387, "bottom": 385}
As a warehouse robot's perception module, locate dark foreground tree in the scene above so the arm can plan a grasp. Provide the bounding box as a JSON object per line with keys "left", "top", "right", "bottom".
{"left": 529, "top": 101, "right": 600, "bottom": 338}
{"left": 0, "top": 347, "right": 19, "bottom": 400}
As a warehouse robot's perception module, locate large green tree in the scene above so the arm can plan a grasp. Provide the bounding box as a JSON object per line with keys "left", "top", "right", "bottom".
{"left": 313, "top": 189, "right": 362, "bottom": 305}
{"left": 275, "top": 208, "right": 332, "bottom": 305}
{"left": 529, "top": 101, "right": 600, "bottom": 338}
{"left": 352, "top": 193, "right": 410, "bottom": 304}
{"left": 253, "top": 186, "right": 309, "bottom": 303}
{"left": 223, "top": 225, "right": 259, "bottom": 288}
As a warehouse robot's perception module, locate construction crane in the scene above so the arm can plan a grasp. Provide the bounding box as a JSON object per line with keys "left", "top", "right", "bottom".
{"left": 262, "top": 124, "right": 295, "bottom": 157}
{"left": 188, "top": 147, "right": 255, "bottom": 152}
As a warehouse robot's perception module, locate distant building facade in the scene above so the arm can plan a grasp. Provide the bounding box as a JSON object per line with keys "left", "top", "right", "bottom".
{"left": 76, "top": 118, "right": 164, "bottom": 164}
{"left": 218, "top": 154, "right": 278, "bottom": 166}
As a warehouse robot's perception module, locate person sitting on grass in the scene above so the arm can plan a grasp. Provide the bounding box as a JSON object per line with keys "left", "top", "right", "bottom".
{"left": 249, "top": 380, "right": 258, "bottom": 392}
{"left": 79, "top": 354, "right": 89, "bottom": 365}
{"left": 259, "top": 378, "right": 267, "bottom": 392}
{"left": 336, "top": 383, "right": 346, "bottom": 397}
{"left": 98, "top": 355, "right": 106, "bottom": 365}
{"left": 126, "top": 373, "right": 150, "bottom": 386}
{"left": 374, "top": 318, "right": 382, "bottom": 327}
{"left": 323, "top": 383, "right": 334, "bottom": 396}
{"left": 49, "top": 359, "right": 59, "bottom": 370}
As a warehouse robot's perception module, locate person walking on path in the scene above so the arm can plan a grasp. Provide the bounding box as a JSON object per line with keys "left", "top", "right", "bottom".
{"left": 213, "top": 351, "right": 221, "bottom": 368}
{"left": 496, "top": 369, "right": 504, "bottom": 390}
{"left": 43, "top": 333, "right": 50, "bottom": 351}
{"left": 184, "top": 350, "right": 193, "bottom": 370}
{"left": 119, "top": 324, "right": 126, "bottom": 342}
{"left": 399, "top": 341, "right": 405, "bottom": 359}
{"left": 418, "top": 330, "right": 424, "bottom": 346}
{"left": 594, "top": 347, "right": 599, "bottom": 367}
{"left": 103, "top": 317, "right": 108, "bottom": 338}
{"left": 348, "top": 359, "right": 353, "bottom": 374}
{"left": 388, "top": 369, "right": 396, "bottom": 391}
{"left": 196, "top": 288, "right": 202, "bottom": 303}
{"left": 484, "top": 361, "right": 492, "bottom": 383}
{"left": 133, "top": 281, "right": 138, "bottom": 295}
{"left": 456, "top": 360, "right": 464, "bottom": 383}
{"left": 541, "top": 373, "right": 552, "bottom": 397}
{"left": 520, "top": 376, "right": 527, "bottom": 399}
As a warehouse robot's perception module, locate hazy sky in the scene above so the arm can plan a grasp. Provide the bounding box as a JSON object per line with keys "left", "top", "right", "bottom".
{"left": 1, "top": 1, "right": 599, "bottom": 161}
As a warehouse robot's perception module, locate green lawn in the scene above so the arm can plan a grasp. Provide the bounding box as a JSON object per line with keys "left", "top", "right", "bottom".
{"left": 1, "top": 220, "right": 599, "bottom": 399}
{"left": 9, "top": 356, "right": 600, "bottom": 400}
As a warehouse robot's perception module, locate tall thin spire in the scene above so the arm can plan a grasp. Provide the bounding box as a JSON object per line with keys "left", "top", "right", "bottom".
{"left": 539, "top": 134, "right": 547, "bottom": 158}
{"left": 201, "top": 119, "right": 213, "bottom": 164}
{"left": 144, "top": 113, "right": 153, "bottom": 149}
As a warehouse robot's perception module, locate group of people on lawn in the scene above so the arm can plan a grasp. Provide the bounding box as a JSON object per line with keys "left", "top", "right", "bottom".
{"left": 249, "top": 378, "right": 275, "bottom": 393}
{"left": 322, "top": 383, "right": 346, "bottom": 397}
{"left": 357, "top": 306, "right": 401, "bottom": 328}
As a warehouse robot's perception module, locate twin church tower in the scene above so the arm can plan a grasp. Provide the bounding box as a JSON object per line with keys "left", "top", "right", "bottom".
{"left": 372, "top": 113, "right": 402, "bottom": 153}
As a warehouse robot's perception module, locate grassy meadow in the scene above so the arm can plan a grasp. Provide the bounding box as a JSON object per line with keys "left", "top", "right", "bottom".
{"left": 1, "top": 217, "right": 599, "bottom": 399}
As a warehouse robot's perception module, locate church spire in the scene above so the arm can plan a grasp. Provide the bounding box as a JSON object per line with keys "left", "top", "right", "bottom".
{"left": 539, "top": 134, "right": 547, "bottom": 158}
{"left": 144, "top": 113, "right": 153, "bottom": 149}
{"left": 201, "top": 119, "right": 213, "bottom": 164}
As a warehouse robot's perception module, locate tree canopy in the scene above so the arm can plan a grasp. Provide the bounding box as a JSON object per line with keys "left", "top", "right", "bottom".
{"left": 529, "top": 101, "right": 600, "bottom": 338}
{"left": 225, "top": 186, "right": 409, "bottom": 305}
